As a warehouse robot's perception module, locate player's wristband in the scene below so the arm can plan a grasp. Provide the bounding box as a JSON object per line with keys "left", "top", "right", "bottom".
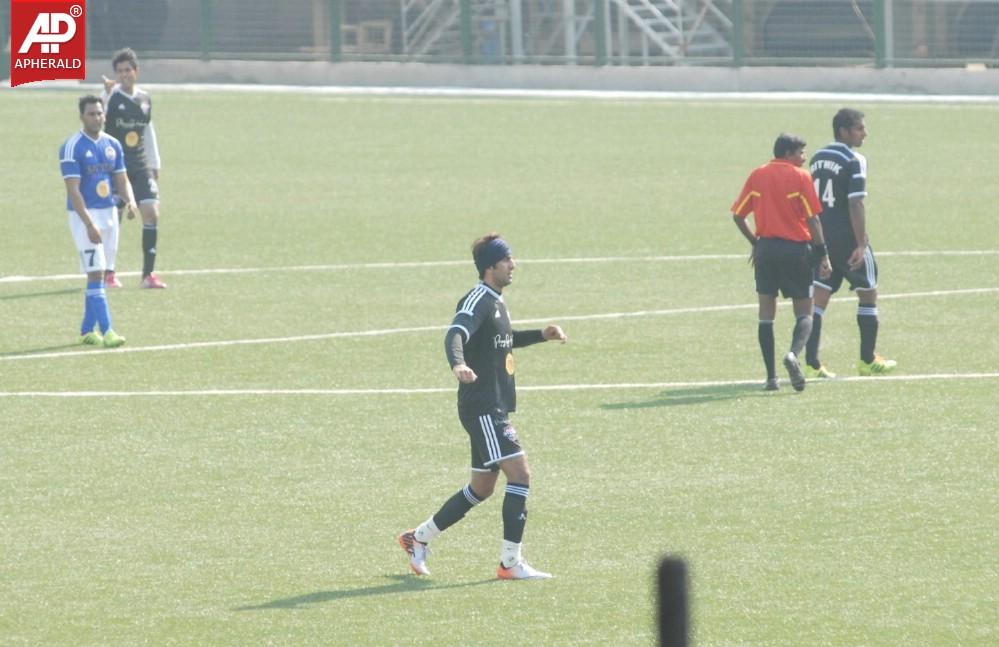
{"left": 811, "top": 243, "right": 827, "bottom": 257}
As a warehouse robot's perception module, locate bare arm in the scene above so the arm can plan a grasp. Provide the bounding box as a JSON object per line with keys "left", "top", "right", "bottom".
{"left": 65, "top": 178, "right": 101, "bottom": 244}
{"left": 100, "top": 75, "right": 115, "bottom": 99}
{"left": 806, "top": 216, "right": 832, "bottom": 279}
{"left": 807, "top": 214, "right": 826, "bottom": 246}
{"left": 848, "top": 197, "right": 868, "bottom": 270}
{"left": 111, "top": 171, "right": 139, "bottom": 220}
{"left": 732, "top": 214, "right": 758, "bottom": 266}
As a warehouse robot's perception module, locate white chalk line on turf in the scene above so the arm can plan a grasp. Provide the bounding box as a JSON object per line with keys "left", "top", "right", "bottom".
{"left": 1, "top": 286, "right": 996, "bottom": 363}
{"left": 2, "top": 372, "right": 998, "bottom": 398}
{"left": 2, "top": 249, "right": 997, "bottom": 284}
{"left": 19, "top": 81, "right": 999, "bottom": 104}
{"left": 0, "top": 324, "right": 444, "bottom": 362}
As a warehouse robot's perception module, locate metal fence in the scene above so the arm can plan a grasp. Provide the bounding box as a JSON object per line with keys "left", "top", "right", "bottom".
{"left": 6, "top": 1, "right": 999, "bottom": 68}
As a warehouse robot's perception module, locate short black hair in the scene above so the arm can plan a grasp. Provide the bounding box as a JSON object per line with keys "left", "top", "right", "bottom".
{"left": 833, "top": 108, "right": 865, "bottom": 138}
{"left": 773, "top": 132, "right": 806, "bottom": 159}
{"left": 78, "top": 94, "right": 102, "bottom": 114}
{"left": 112, "top": 47, "right": 139, "bottom": 71}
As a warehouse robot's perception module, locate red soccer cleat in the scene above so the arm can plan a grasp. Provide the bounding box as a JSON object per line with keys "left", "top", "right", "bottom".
{"left": 104, "top": 271, "right": 123, "bottom": 288}
{"left": 141, "top": 273, "right": 168, "bottom": 289}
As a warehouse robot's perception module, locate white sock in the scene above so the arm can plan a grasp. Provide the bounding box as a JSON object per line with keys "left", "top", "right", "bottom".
{"left": 501, "top": 540, "right": 522, "bottom": 568}
{"left": 414, "top": 518, "right": 441, "bottom": 544}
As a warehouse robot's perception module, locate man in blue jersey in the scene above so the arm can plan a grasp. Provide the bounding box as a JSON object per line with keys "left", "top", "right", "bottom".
{"left": 806, "top": 108, "right": 896, "bottom": 377}
{"left": 399, "top": 234, "right": 567, "bottom": 580}
{"left": 61, "top": 95, "right": 138, "bottom": 348}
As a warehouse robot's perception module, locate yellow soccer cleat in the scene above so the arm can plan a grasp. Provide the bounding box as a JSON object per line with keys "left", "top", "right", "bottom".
{"left": 102, "top": 329, "right": 126, "bottom": 348}
{"left": 804, "top": 363, "right": 837, "bottom": 379}
{"left": 81, "top": 331, "right": 103, "bottom": 345}
{"left": 858, "top": 355, "right": 896, "bottom": 376}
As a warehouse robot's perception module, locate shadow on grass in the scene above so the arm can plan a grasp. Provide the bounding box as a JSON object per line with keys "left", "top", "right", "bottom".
{"left": 601, "top": 382, "right": 766, "bottom": 409}
{"left": 0, "top": 288, "right": 79, "bottom": 301}
{"left": 236, "top": 575, "right": 497, "bottom": 610}
{"left": 0, "top": 343, "right": 86, "bottom": 357}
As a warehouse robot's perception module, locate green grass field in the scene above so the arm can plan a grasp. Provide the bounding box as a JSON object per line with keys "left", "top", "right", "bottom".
{"left": 2, "top": 89, "right": 997, "bottom": 646}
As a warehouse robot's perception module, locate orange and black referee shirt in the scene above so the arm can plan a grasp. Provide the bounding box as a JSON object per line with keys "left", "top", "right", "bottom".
{"left": 731, "top": 158, "right": 822, "bottom": 243}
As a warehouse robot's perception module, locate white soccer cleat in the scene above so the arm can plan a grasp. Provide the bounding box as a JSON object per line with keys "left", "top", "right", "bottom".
{"left": 496, "top": 561, "right": 553, "bottom": 580}
{"left": 398, "top": 530, "right": 430, "bottom": 576}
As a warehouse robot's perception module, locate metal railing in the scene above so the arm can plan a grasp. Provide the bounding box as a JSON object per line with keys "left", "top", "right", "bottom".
{"left": 63, "top": 0, "right": 999, "bottom": 68}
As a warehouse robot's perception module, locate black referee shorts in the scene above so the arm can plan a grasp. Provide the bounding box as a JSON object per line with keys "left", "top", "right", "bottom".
{"left": 754, "top": 238, "right": 813, "bottom": 299}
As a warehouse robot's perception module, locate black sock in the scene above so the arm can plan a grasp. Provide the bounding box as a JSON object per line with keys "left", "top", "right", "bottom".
{"left": 805, "top": 311, "right": 823, "bottom": 368}
{"left": 857, "top": 305, "right": 879, "bottom": 364}
{"left": 758, "top": 321, "right": 775, "bottom": 380}
{"left": 790, "top": 315, "right": 813, "bottom": 358}
{"left": 432, "top": 484, "right": 482, "bottom": 532}
{"left": 142, "top": 224, "right": 158, "bottom": 276}
{"left": 502, "top": 482, "right": 529, "bottom": 543}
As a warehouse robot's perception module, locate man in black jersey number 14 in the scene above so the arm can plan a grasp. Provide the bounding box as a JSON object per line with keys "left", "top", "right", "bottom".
{"left": 806, "top": 108, "right": 896, "bottom": 378}
{"left": 399, "top": 233, "right": 567, "bottom": 580}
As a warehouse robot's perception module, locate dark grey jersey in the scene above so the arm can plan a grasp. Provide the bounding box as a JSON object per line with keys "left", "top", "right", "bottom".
{"left": 445, "top": 283, "right": 544, "bottom": 415}
{"left": 809, "top": 143, "right": 868, "bottom": 248}
{"left": 103, "top": 87, "right": 153, "bottom": 174}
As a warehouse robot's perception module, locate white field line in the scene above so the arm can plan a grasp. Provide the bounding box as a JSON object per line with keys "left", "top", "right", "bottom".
{"left": 531, "top": 286, "right": 999, "bottom": 325}
{"left": 2, "top": 372, "right": 998, "bottom": 398}
{"left": 0, "top": 324, "right": 444, "bottom": 362}
{"left": 2, "top": 250, "right": 998, "bottom": 284}
{"left": 1, "top": 286, "right": 997, "bottom": 363}
{"left": 15, "top": 82, "right": 999, "bottom": 104}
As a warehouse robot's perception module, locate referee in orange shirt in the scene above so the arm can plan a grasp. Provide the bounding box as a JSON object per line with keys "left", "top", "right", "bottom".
{"left": 732, "top": 133, "right": 832, "bottom": 392}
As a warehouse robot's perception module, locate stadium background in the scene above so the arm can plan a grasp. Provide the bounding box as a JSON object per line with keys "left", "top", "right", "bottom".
{"left": 3, "top": 1, "right": 999, "bottom": 84}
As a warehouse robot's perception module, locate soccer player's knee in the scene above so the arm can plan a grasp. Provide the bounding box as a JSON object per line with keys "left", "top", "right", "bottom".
{"left": 509, "top": 464, "right": 531, "bottom": 486}
{"left": 469, "top": 475, "right": 496, "bottom": 499}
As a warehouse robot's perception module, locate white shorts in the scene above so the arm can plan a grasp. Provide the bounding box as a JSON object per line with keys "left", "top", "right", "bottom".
{"left": 68, "top": 207, "right": 119, "bottom": 273}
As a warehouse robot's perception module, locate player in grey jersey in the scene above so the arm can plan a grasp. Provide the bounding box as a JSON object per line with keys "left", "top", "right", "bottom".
{"left": 101, "top": 48, "right": 167, "bottom": 289}
{"left": 399, "top": 234, "right": 567, "bottom": 580}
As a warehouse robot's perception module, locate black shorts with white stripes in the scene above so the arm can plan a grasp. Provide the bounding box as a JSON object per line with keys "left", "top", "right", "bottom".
{"left": 815, "top": 243, "right": 878, "bottom": 293}
{"left": 128, "top": 168, "right": 159, "bottom": 204}
{"left": 458, "top": 408, "right": 524, "bottom": 473}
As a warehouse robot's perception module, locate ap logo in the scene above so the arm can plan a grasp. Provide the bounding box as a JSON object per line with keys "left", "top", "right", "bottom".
{"left": 18, "top": 11, "right": 78, "bottom": 54}
{"left": 10, "top": 1, "right": 87, "bottom": 87}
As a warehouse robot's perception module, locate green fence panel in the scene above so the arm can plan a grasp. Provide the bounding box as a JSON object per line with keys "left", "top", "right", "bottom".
{"left": 80, "top": 1, "right": 999, "bottom": 68}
